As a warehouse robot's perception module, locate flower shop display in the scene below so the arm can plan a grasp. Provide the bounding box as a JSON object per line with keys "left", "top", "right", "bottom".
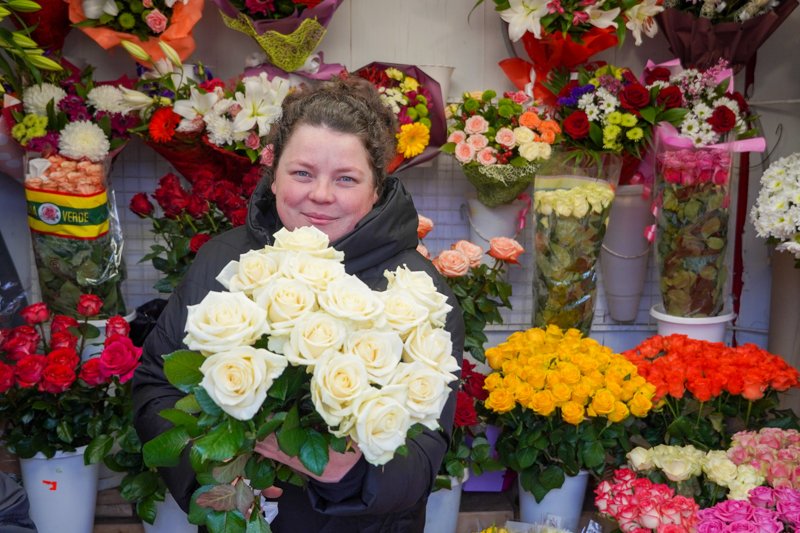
{"left": 442, "top": 89, "right": 559, "bottom": 208}
{"left": 10, "top": 68, "right": 135, "bottom": 318}
{"left": 480, "top": 325, "right": 656, "bottom": 527}
{"left": 728, "top": 428, "right": 800, "bottom": 488}
{"left": 67, "top": 0, "right": 204, "bottom": 64}
{"left": 355, "top": 62, "right": 447, "bottom": 174}
{"left": 623, "top": 334, "right": 800, "bottom": 451}
{"left": 142, "top": 226, "right": 459, "bottom": 532}
{"left": 695, "top": 487, "right": 800, "bottom": 531}
{"left": 213, "top": 0, "right": 343, "bottom": 73}
{"left": 130, "top": 169, "right": 259, "bottom": 293}
{"left": 751, "top": 153, "right": 800, "bottom": 261}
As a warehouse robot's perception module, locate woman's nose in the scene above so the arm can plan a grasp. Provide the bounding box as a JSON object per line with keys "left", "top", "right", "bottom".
{"left": 308, "top": 179, "right": 334, "bottom": 203}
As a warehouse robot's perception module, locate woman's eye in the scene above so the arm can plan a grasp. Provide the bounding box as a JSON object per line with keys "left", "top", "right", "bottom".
{"left": 294, "top": 170, "right": 310, "bottom": 178}
{"left": 337, "top": 176, "right": 354, "bottom": 183}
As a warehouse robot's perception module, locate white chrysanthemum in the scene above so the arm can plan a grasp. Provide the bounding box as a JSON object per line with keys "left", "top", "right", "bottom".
{"left": 23, "top": 83, "right": 67, "bottom": 116}
{"left": 205, "top": 113, "right": 238, "bottom": 146}
{"left": 693, "top": 102, "right": 713, "bottom": 120}
{"left": 58, "top": 121, "right": 110, "bottom": 162}
{"left": 87, "top": 85, "right": 127, "bottom": 113}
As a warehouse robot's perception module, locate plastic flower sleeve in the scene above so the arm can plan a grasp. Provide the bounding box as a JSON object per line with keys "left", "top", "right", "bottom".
{"left": 462, "top": 163, "right": 539, "bottom": 208}
{"left": 23, "top": 153, "right": 126, "bottom": 318}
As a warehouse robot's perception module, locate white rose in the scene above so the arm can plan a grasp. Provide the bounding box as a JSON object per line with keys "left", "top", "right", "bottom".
{"left": 199, "top": 346, "right": 288, "bottom": 420}
{"left": 389, "top": 361, "right": 453, "bottom": 430}
{"left": 380, "top": 289, "right": 429, "bottom": 338}
{"left": 318, "top": 277, "right": 385, "bottom": 328}
{"left": 269, "top": 226, "right": 344, "bottom": 260}
{"left": 512, "top": 126, "right": 535, "bottom": 145}
{"left": 403, "top": 322, "right": 459, "bottom": 376}
{"left": 184, "top": 291, "right": 269, "bottom": 355}
{"left": 554, "top": 193, "right": 574, "bottom": 217}
{"left": 345, "top": 330, "right": 403, "bottom": 386}
{"left": 571, "top": 195, "right": 590, "bottom": 218}
{"left": 310, "top": 351, "right": 370, "bottom": 430}
{"left": 702, "top": 450, "right": 738, "bottom": 486}
{"left": 283, "top": 311, "right": 348, "bottom": 368}
{"left": 383, "top": 266, "right": 451, "bottom": 326}
{"left": 659, "top": 458, "right": 694, "bottom": 482}
{"left": 253, "top": 278, "right": 318, "bottom": 336}
{"left": 350, "top": 385, "right": 410, "bottom": 466}
{"left": 627, "top": 447, "right": 654, "bottom": 471}
{"left": 285, "top": 252, "right": 346, "bottom": 292}
{"left": 216, "top": 249, "right": 284, "bottom": 295}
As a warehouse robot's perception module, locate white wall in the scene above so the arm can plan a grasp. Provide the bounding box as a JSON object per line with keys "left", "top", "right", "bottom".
{"left": 3, "top": 0, "right": 798, "bottom": 352}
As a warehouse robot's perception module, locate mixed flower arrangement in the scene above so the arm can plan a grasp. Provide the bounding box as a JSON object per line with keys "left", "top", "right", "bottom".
{"left": 728, "top": 428, "right": 800, "bottom": 489}
{"left": 442, "top": 89, "right": 559, "bottom": 207}
{"left": 130, "top": 169, "right": 260, "bottom": 293}
{"left": 481, "top": 325, "right": 656, "bottom": 502}
{"left": 622, "top": 334, "right": 800, "bottom": 450}
{"left": 0, "top": 296, "right": 141, "bottom": 459}
{"left": 662, "top": 0, "right": 791, "bottom": 23}
{"left": 750, "top": 152, "right": 800, "bottom": 262}
{"left": 143, "top": 226, "right": 459, "bottom": 531}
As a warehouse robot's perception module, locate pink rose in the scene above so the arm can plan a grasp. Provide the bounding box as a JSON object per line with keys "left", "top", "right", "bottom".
{"left": 79, "top": 358, "right": 106, "bottom": 387}
{"left": 417, "top": 214, "right": 434, "bottom": 239}
{"left": 245, "top": 132, "right": 260, "bottom": 150}
{"left": 464, "top": 115, "right": 489, "bottom": 134}
{"left": 751, "top": 508, "right": 783, "bottom": 533}
{"left": 748, "top": 486, "right": 776, "bottom": 508}
{"left": 416, "top": 243, "right": 430, "bottom": 259}
{"left": 452, "top": 240, "right": 483, "bottom": 267}
{"left": 145, "top": 9, "right": 168, "bottom": 34}
{"left": 495, "top": 127, "right": 515, "bottom": 148}
{"left": 695, "top": 520, "right": 726, "bottom": 533}
{"left": 143, "top": 0, "right": 153, "bottom": 6}
{"left": 447, "top": 130, "right": 466, "bottom": 144}
{"left": 260, "top": 144, "right": 275, "bottom": 167}
{"left": 477, "top": 147, "right": 497, "bottom": 166}
{"left": 488, "top": 237, "right": 524, "bottom": 264}
{"left": 710, "top": 500, "right": 755, "bottom": 522}
{"left": 99, "top": 335, "right": 142, "bottom": 383}
{"left": 466, "top": 133, "right": 488, "bottom": 151}
{"left": 432, "top": 250, "right": 470, "bottom": 278}
{"left": 637, "top": 497, "right": 661, "bottom": 529}
{"left": 454, "top": 141, "right": 475, "bottom": 163}
{"left": 725, "top": 520, "right": 761, "bottom": 532}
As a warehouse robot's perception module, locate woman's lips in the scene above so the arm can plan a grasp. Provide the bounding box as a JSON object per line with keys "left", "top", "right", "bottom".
{"left": 304, "top": 212, "right": 336, "bottom": 224}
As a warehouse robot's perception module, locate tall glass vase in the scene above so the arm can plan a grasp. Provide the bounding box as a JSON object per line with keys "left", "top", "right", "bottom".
{"left": 532, "top": 152, "right": 621, "bottom": 335}
{"left": 653, "top": 141, "right": 733, "bottom": 317}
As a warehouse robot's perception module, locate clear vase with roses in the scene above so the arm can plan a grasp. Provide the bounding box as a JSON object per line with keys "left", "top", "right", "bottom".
{"left": 0, "top": 295, "right": 142, "bottom": 460}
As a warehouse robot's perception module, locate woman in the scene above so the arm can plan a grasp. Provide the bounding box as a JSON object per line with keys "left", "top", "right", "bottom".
{"left": 132, "top": 77, "right": 465, "bottom": 532}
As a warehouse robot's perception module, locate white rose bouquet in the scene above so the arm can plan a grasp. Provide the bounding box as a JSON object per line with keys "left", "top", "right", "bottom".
{"left": 142, "top": 226, "right": 458, "bottom": 532}
{"left": 750, "top": 152, "right": 800, "bottom": 262}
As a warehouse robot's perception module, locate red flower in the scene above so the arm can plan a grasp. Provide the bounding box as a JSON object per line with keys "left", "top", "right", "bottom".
{"left": 454, "top": 391, "right": 478, "bottom": 427}
{"left": 186, "top": 195, "right": 210, "bottom": 219}
{"left": 189, "top": 233, "right": 212, "bottom": 253}
{"left": 0, "top": 362, "right": 14, "bottom": 393}
{"left": 149, "top": 107, "right": 182, "bottom": 143}
{"left": 50, "top": 331, "right": 78, "bottom": 351}
{"left": 707, "top": 105, "right": 737, "bottom": 134}
{"left": 199, "top": 78, "right": 225, "bottom": 92}
{"left": 20, "top": 302, "right": 50, "bottom": 326}
{"left": 153, "top": 173, "right": 190, "bottom": 218}
{"left": 229, "top": 208, "right": 248, "bottom": 227}
{"left": 2, "top": 326, "right": 40, "bottom": 361}
{"left": 14, "top": 354, "right": 47, "bottom": 388}
{"left": 644, "top": 66, "right": 671, "bottom": 85}
{"left": 656, "top": 86, "right": 683, "bottom": 110}
{"left": 77, "top": 294, "right": 104, "bottom": 317}
{"left": 464, "top": 372, "right": 488, "bottom": 401}
{"left": 50, "top": 315, "right": 79, "bottom": 334}
{"left": 105, "top": 316, "right": 131, "bottom": 338}
{"left": 46, "top": 348, "right": 80, "bottom": 369}
{"left": 38, "top": 363, "right": 76, "bottom": 394}
{"left": 99, "top": 335, "right": 142, "bottom": 384}
{"left": 563, "top": 110, "right": 590, "bottom": 140}
{"left": 129, "top": 192, "right": 155, "bottom": 217}
{"left": 79, "top": 358, "right": 106, "bottom": 387}
{"left": 730, "top": 91, "right": 750, "bottom": 115}
{"left": 619, "top": 83, "right": 650, "bottom": 112}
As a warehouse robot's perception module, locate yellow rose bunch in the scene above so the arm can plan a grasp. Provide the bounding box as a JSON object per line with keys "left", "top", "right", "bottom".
{"left": 533, "top": 181, "right": 615, "bottom": 221}
{"left": 484, "top": 325, "right": 655, "bottom": 425}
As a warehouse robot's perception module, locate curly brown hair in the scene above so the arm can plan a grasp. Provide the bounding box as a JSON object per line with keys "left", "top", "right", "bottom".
{"left": 262, "top": 76, "right": 398, "bottom": 196}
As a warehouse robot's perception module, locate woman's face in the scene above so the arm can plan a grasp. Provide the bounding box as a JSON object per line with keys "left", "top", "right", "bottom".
{"left": 271, "top": 124, "right": 378, "bottom": 242}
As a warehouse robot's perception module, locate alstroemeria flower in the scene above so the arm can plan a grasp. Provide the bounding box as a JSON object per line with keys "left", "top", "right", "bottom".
{"left": 584, "top": 4, "right": 620, "bottom": 28}
{"left": 500, "top": 0, "right": 551, "bottom": 41}
{"left": 82, "top": 0, "right": 118, "bottom": 19}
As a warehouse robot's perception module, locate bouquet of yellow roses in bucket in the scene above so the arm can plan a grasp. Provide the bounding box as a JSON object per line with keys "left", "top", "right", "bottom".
{"left": 142, "top": 226, "right": 460, "bottom": 532}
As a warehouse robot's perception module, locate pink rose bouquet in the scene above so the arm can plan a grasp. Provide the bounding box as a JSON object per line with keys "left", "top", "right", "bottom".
{"left": 728, "top": 428, "right": 800, "bottom": 488}
{"left": 695, "top": 487, "right": 800, "bottom": 532}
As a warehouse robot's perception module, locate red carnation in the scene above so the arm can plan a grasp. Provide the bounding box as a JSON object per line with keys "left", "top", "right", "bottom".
{"left": 563, "top": 111, "right": 591, "bottom": 140}
{"left": 0, "top": 362, "right": 14, "bottom": 393}
{"left": 148, "top": 107, "right": 182, "bottom": 143}
{"left": 656, "top": 86, "right": 683, "bottom": 110}
{"left": 99, "top": 335, "right": 142, "bottom": 384}
{"left": 20, "top": 302, "right": 49, "bottom": 326}
{"left": 189, "top": 233, "right": 211, "bottom": 253}
{"left": 39, "top": 363, "right": 76, "bottom": 394}
{"left": 14, "top": 354, "right": 47, "bottom": 388}
{"left": 79, "top": 358, "right": 106, "bottom": 387}
{"left": 129, "top": 192, "right": 155, "bottom": 218}
{"left": 454, "top": 391, "right": 478, "bottom": 427}
{"left": 620, "top": 83, "right": 650, "bottom": 112}
{"left": 707, "top": 105, "right": 737, "bottom": 134}
{"left": 644, "top": 67, "right": 671, "bottom": 85}
{"left": 77, "top": 294, "right": 104, "bottom": 317}
{"left": 105, "top": 316, "right": 131, "bottom": 338}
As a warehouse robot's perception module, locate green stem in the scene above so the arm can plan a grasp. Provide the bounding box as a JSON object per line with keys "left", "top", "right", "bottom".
{"left": 744, "top": 400, "right": 753, "bottom": 428}
{"left": 77, "top": 315, "right": 89, "bottom": 357}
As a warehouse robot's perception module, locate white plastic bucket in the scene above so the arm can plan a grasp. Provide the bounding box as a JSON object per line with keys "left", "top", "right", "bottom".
{"left": 424, "top": 476, "right": 464, "bottom": 533}
{"left": 81, "top": 310, "right": 137, "bottom": 361}
{"left": 465, "top": 198, "right": 525, "bottom": 255}
{"left": 518, "top": 470, "right": 589, "bottom": 532}
{"left": 650, "top": 304, "right": 736, "bottom": 343}
{"left": 19, "top": 445, "right": 99, "bottom": 533}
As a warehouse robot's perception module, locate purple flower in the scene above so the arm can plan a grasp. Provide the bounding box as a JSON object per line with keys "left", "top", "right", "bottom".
{"left": 57, "top": 95, "right": 90, "bottom": 121}
{"left": 26, "top": 132, "right": 59, "bottom": 155}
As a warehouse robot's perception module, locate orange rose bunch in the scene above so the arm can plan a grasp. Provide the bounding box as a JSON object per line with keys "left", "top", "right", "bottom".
{"left": 623, "top": 334, "right": 800, "bottom": 449}
{"left": 417, "top": 214, "right": 523, "bottom": 363}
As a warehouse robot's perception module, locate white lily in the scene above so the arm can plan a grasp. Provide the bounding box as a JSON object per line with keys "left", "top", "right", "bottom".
{"left": 141, "top": 60, "right": 199, "bottom": 91}
{"left": 584, "top": 4, "right": 621, "bottom": 29}
{"left": 499, "top": 0, "right": 550, "bottom": 41}
{"left": 232, "top": 74, "right": 290, "bottom": 137}
{"left": 118, "top": 87, "right": 161, "bottom": 112}
{"left": 625, "top": 0, "right": 663, "bottom": 45}
{"left": 173, "top": 87, "right": 220, "bottom": 121}
{"left": 82, "top": 0, "right": 118, "bottom": 19}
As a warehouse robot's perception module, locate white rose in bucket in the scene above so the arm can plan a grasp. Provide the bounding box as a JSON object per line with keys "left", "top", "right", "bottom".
{"left": 389, "top": 361, "right": 453, "bottom": 430}
{"left": 184, "top": 291, "right": 269, "bottom": 355}
{"left": 199, "top": 346, "right": 288, "bottom": 420}
{"left": 318, "top": 277, "right": 385, "bottom": 328}
{"left": 345, "top": 330, "right": 403, "bottom": 386}
{"left": 403, "top": 322, "right": 458, "bottom": 376}
{"left": 350, "top": 385, "right": 410, "bottom": 466}
{"left": 216, "top": 249, "right": 284, "bottom": 295}
{"left": 310, "top": 350, "right": 370, "bottom": 428}
{"left": 283, "top": 311, "right": 348, "bottom": 368}
{"left": 270, "top": 226, "right": 344, "bottom": 260}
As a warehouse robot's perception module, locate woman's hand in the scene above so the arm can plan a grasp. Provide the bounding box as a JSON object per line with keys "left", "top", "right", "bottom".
{"left": 254, "top": 433, "right": 363, "bottom": 483}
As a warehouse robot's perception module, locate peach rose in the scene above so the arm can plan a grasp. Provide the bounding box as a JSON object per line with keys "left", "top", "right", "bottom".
{"left": 477, "top": 147, "right": 497, "bottom": 166}
{"left": 454, "top": 142, "right": 475, "bottom": 163}
{"left": 417, "top": 215, "right": 434, "bottom": 239}
{"left": 447, "top": 130, "right": 467, "bottom": 144}
{"left": 416, "top": 243, "right": 430, "bottom": 259}
{"left": 432, "top": 250, "right": 470, "bottom": 278}
{"left": 464, "top": 115, "right": 489, "bottom": 134}
{"left": 467, "top": 134, "right": 488, "bottom": 151}
{"left": 488, "top": 237, "right": 524, "bottom": 264}
{"left": 495, "top": 127, "right": 516, "bottom": 148}
{"left": 452, "top": 240, "right": 483, "bottom": 267}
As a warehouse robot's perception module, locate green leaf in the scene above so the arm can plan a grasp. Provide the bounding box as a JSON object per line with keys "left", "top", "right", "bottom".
{"left": 539, "top": 464, "right": 566, "bottom": 491}
{"left": 159, "top": 408, "right": 200, "bottom": 435}
{"left": 136, "top": 497, "right": 158, "bottom": 525}
{"left": 194, "top": 421, "right": 246, "bottom": 463}
{"left": 195, "top": 484, "right": 238, "bottom": 512}
{"left": 120, "top": 470, "right": 162, "bottom": 503}
{"left": 206, "top": 510, "right": 247, "bottom": 533}
{"left": 516, "top": 446, "right": 537, "bottom": 469}
{"left": 580, "top": 441, "right": 605, "bottom": 469}
{"left": 245, "top": 456, "right": 276, "bottom": 490}
{"left": 246, "top": 510, "right": 271, "bottom": 533}
{"left": 195, "top": 388, "right": 224, "bottom": 417}
{"left": 163, "top": 350, "right": 205, "bottom": 393}
{"left": 143, "top": 427, "right": 191, "bottom": 468}
{"left": 299, "top": 430, "right": 328, "bottom": 476}
{"left": 85, "top": 434, "right": 114, "bottom": 465}
{"left": 211, "top": 453, "right": 250, "bottom": 484}
{"left": 277, "top": 427, "right": 305, "bottom": 458}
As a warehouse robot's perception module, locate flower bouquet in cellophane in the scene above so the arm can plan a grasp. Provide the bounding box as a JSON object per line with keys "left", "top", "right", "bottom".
{"left": 143, "top": 226, "right": 460, "bottom": 532}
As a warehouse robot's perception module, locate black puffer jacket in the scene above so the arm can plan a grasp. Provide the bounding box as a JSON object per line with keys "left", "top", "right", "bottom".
{"left": 132, "top": 177, "right": 465, "bottom": 532}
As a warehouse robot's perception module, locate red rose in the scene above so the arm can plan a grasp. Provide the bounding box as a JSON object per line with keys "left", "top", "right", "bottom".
{"left": 2, "top": 326, "right": 40, "bottom": 361}
{"left": 454, "top": 391, "right": 478, "bottom": 427}
{"left": 192, "top": 179, "right": 215, "bottom": 201}
{"left": 189, "top": 233, "right": 211, "bottom": 253}
{"left": 644, "top": 66, "right": 671, "bottom": 85}
{"left": 0, "top": 362, "right": 14, "bottom": 393}
{"left": 656, "top": 86, "right": 683, "bottom": 109}
{"left": 77, "top": 294, "right": 104, "bottom": 317}
{"left": 129, "top": 192, "right": 155, "bottom": 218}
{"left": 730, "top": 91, "right": 749, "bottom": 115}
{"left": 39, "top": 363, "right": 76, "bottom": 394}
{"left": 464, "top": 372, "right": 488, "bottom": 401}
{"left": 186, "top": 196, "right": 210, "bottom": 219}
{"left": 229, "top": 208, "right": 248, "bottom": 227}
{"left": 563, "top": 111, "right": 590, "bottom": 140}
{"left": 707, "top": 105, "right": 737, "bottom": 134}
{"left": 46, "top": 347, "right": 80, "bottom": 369}
{"left": 50, "top": 314, "right": 79, "bottom": 334}
{"left": 79, "top": 358, "right": 106, "bottom": 387}
{"left": 620, "top": 83, "right": 650, "bottom": 112}
{"left": 50, "top": 331, "right": 79, "bottom": 351}
{"left": 105, "top": 316, "right": 130, "bottom": 338}
{"left": 14, "top": 354, "right": 47, "bottom": 388}
{"left": 99, "top": 335, "right": 142, "bottom": 384}
{"left": 20, "top": 302, "right": 50, "bottom": 325}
